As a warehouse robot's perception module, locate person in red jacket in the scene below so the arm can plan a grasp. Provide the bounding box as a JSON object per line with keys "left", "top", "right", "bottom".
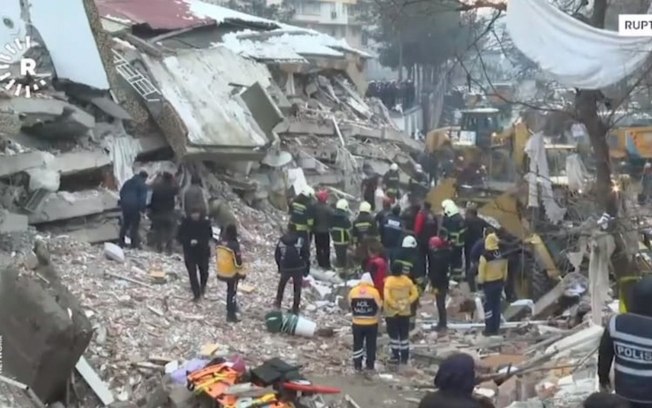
{"left": 365, "top": 242, "right": 388, "bottom": 298}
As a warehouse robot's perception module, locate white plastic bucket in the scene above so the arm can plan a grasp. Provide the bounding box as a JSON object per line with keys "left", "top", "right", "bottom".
{"left": 293, "top": 316, "right": 316, "bottom": 337}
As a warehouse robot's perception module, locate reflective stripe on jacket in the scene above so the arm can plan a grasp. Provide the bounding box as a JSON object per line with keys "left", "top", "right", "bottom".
{"left": 608, "top": 313, "right": 652, "bottom": 403}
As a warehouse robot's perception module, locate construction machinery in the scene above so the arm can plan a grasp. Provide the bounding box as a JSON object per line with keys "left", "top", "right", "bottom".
{"left": 608, "top": 125, "right": 652, "bottom": 176}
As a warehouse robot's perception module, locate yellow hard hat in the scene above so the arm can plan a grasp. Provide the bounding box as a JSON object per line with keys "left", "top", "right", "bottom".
{"left": 484, "top": 233, "right": 500, "bottom": 251}
{"left": 359, "top": 201, "right": 372, "bottom": 213}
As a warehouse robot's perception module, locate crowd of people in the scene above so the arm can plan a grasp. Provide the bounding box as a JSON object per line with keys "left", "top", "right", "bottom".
{"left": 366, "top": 80, "right": 417, "bottom": 112}
{"left": 118, "top": 167, "right": 652, "bottom": 408}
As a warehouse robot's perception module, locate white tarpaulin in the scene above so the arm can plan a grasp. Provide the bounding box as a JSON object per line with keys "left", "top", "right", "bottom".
{"left": 588, "top": 233, "right": 614, "bottom": 326}
{"left": 566, "top": 153, "right": 589, "bottom": 193}
{"left": 524, "top": 132, "right": 566, "bottom": 223}
{"left": 506, "top": 0, "right": 652, "bottom": 89}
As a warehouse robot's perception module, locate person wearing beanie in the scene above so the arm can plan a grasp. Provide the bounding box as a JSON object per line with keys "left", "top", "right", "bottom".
{"left": 348, "top": 272, "right": 382, "bottom": 371}
{"left": 418, "top": 353, "right": 483, "bottom": 408}
{"left": 384, "top": 261, "right": 419, "bottom": 365}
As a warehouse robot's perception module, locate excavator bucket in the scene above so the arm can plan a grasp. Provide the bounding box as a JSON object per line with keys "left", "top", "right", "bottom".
{"left": 478, "top": 190, "right": 529, "bottom": 240}
{"left": 426, "top": 178, "right": 457, "bottom": 212}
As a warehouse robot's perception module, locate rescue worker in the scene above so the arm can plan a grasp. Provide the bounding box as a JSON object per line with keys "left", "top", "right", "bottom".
{"left": 208, "top": 197, "right": 237, "bottom": 239}
{"left": 313, "top": 189, "right": 333, "bottom": 269}
{"left": 464, "top": 206, "right": 490, "bottom": 291}
{"left": 289, "top": 186, "right": 315, "bottom": 254}
{"left": 414, "top": 201, "right": 438, "bottom": 281}
{"left": 477, "top": 233, "right": 508, "bottom": 336}
{"left": 427, "top": 236, "right": 451, "bottom": 333}
{"left": 361, "top": 172, "right": 380, "bottom": 211}
{"left": 177, "top": 209, "right": 212, "bottom": 301}
{"left": 365, "top": 242, "right": 388, "bottom": 298}
{"left": 598, "top": 275, "right": 652, "bottom": 408}
{"left": 330, "top": 199, "right": 352, "bottom": 272}
{"left": 383, "top": 163, "right": 401, "bottom": 201}
{"left": 393, "top": 235, "right": 423, "bottom": 330}
{"left": 408, "top": 164, "right": 429, "bottom": 202}
{"left": 401, "top": 202, "right": 421, "bottom": 235}
{"left": 149, "top": 172, "right": 179, "bottom": 253}
{"left": 274, "top": 224, "right": 310, "bottom": 315}
{"left": 348, "top": 272, "right": 382, "bottom": 371}
{"left": 375, "top": 198, "right": 392, "bottom": 235}
{"left": 183, "top": 175, "right": 207, "bottom": 218}
{"left": 352, "top": 201, "right": 379, "bottom": 267}
{"left": 381, "top": 205, "right": 404, "bottom": 263}
{"left": 418, "top": 353, "right": 484, "bottom": 408}
{"left": 216, "top": 224, "right": 244, "bottom": 322}
{"left": 441, "top": 199, "right": 466, "bottom": 281}
{"left": 384, "top": 261, "right": 419, "bottom": 365}
{"left": 119, "top": 171, "right": 149, "bottom": 249}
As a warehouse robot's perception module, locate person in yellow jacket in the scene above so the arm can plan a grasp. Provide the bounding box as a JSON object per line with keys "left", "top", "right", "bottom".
{"left": 477, "top": 233, "right": 508, "bottom": 336}
{"left": 348, "top": 272, "right": 383, "bottom": 371}
{"left": 216, "top": 224, "right": 244, "bottom": 323}
{"left": 384, "top": 262, "right": 419, "bottom": 365}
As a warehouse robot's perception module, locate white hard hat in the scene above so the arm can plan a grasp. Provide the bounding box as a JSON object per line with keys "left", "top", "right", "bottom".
{"left": 442, "top": 199, "right": 454, "bottom": 209}
{"left": 359, "top": 201, "right": 372, "bottom": 213}
{"left": 415, "top": 164, "right": 423, "bottom": 172}
{"left": 442, "top": 199, "right": 459, "bottom": 217}
{"left": 402, "top": 235, "right": 417, "bottom": 248}
{"left": 646, "top": 162, "right": 652, "bottom": 169}
{"left": 303, "top": 186, "right": 315, "bottom": 196}
{"left": 336, "top": 199, "right": 349, "bottom": 210}
{"left": 390, "top": 163, "right": 398, "bottom": 171}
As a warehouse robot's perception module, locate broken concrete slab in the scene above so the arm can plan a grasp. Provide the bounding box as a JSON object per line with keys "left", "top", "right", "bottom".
{"left": 0, "top": 265, "right": 92, "bottom": 403}
{"left": 28, "top": 189, "right": 119, "bottom": 224}
{"left": 61, "top": 220, "right": 120, "bottom": 244}
{"left": 51, "top": 149, "right": 112, "bottom": 176}
{"left": 0, "top": 151, "right": 54, "bottom": 178}
{"left": 0, "top": 210, "right": 28, "bottom": 233}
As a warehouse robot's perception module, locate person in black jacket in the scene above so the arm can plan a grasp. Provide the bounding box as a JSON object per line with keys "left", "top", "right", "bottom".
{"left": 375, "top": 198, "right": 392, "bottom": 235}
{"left": 149, "top": 172, "right": 179, "bottom": 254}
{"left": 427, "top": 236, "right": 451, "bottom": 333}
{"left": 464, "top": 207, "right": 490, "bottom": 291}
{"left": 418, "top": 353, "right": 483, "bottom": 408}
{"left": 274, "top": 224, "right": 310, "bottom": 314}
{"left": 119, "top": 171, "right": 148, "bottom": 249}
{"left": 313, "top": 189, "right": 333, "bottom": 269}
{"left": 177, "top": 209, "right": 212, "bottom": 301}
{"left": 598, "top": 276, "right": 652, "bottom": 408}
{"left": 381, "top": 205, "right": 404, "bottom": 263}
{"left": 583, "top": 393, "right": 630, "bottom": 408}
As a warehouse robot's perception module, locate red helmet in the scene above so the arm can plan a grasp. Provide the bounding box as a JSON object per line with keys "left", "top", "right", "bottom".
{"left": 429, "top": 236, "right": 446, "bottom": 249}
{"left": 316, "top": 189, "right": 329, "bottom": 203}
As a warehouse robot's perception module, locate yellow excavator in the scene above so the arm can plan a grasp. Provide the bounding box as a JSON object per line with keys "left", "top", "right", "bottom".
{"left": 608, "top": 125, "right": 652, "bottom": 176}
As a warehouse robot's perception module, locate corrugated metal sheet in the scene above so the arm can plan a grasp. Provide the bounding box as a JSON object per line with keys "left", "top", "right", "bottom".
{"left": 96, "top": 0, "right": 214, "bottom": 30}
{"left": 142, "top": 46, "right": 274, "bottom": 150}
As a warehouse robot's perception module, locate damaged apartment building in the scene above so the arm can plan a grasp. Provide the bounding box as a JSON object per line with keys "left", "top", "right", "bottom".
{"left": 0, "top": 0, "right": 421, "bottom": 244}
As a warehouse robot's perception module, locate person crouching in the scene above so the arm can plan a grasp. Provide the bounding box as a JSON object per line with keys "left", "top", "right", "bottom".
{"left": 177, "top": 210, "right": 212, "bottom": 302}
{"left": 348, "top": 272, "right": 382, "bottom": 372}
{"left": 216, "top": 224, "right": 244, "bottom": 323}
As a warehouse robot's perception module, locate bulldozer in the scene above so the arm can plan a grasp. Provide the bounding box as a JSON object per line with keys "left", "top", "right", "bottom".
{"left": 608, "top": 125, "right": 652, "bottom": 177}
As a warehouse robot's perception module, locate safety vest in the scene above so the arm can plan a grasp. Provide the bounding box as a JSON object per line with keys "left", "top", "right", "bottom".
{"left": 215, "top": 245, "right": 244, "bottom": 280}
{"left": 608, "top": 313, "right": 652, "bottom": 404}
{"left": 289, "top": 200, "right": 313, "bottom": 231}
{"left": 349, "top": 283, "right": 381, "bottom": 325}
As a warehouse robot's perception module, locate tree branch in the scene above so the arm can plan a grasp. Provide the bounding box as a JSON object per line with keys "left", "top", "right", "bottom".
{"left": 454, "top": 0, "right": 506, "bottom": 11}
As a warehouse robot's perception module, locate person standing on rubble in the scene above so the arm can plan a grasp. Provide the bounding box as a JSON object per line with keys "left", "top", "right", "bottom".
{"left": 352, "top": 201, "right": 380, "bottom": 268}
{"left": 178, "top": 209, "right": 212, "bottom": 302}
{"left": 208, "top": 197, "right": 237, "bottom": 240}
{"left": 216, "top": 224, "right": 244, "bottom": 322}
{"left": 375, "top": 198, "right": 392, "bottom": 234}
{"left": 313, "top": 189, "right": 333, "bottom": 269}
{"left": 414, "top": 201, "right": 438, "bottom": 283}
{"left": 408, "top": 164, "right": 429, "bottom": 202}
{"left": 289, "top": 186, "right": 315, "bottom": 255}
{"left": 361, "top": 171, "right": 380, "bottom": 212}
{"left": 384, "top": 261, "right": 419, "bottom": 365}
{"left": 149, "top": 172, "right": 179, "bottom": 254}
{"left": 393, "top": 235, "right": 423, "bottom": 330}
{"left": 118, "top": 170, "right": 149, "bottom": 249}
{"left": 183, "top": 175, "right": 208, "bottom": 219}
{"left": 330, "top": 199, "right": 352, "bottom": 273}
{"left": 348, "top": 272, "right": 382, "bottom": 372}
{"left": 274, "top": 223, "right": 310, "bottom": 315}
{"left": 383, "top": 163, "right": 401, "bottom": 202}
{"left": 427, "top": 236, "right": 451, "bottom": 334}
{"left": 477, "top": 232, "right": 508, "bottom": 337}
{"left": 381, "top": 205, "right": 404, "bottom": 264}
{"left": 365, "top": 241, "right": 387, "bottom": 298}
{"left": 464, "top": 206, "right": 490, "bottom": 292}
{"left": 441, "top": 199, "right": 466, "bottom": 282}
{"left": 598, "top": 275, "right": 652, "bottom": 408}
